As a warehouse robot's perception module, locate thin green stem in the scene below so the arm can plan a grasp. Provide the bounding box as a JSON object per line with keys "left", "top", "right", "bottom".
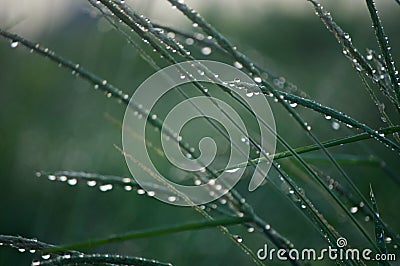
{"left": 220, "top": 126, "right": 400, "bottom": 172}
{"left": 365, "top": 0, "right": 400, "bottom": 104}
{"left": 44, "top": 216, "right": 252, "bottom": 253}
{"left": 37, "top": 254, "right": 172, "bottom": 266}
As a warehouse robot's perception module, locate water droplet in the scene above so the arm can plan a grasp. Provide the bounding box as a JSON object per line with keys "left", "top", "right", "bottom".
{"left": 332, "top": 121, "right": 340, "bottom": 130}
{"left": 137, "top": 189, "right": 146, "bottom": 195}
{"left": 124, "top": 185, "right": 132, "bottom": 191}
{"left": 168, "top": 196, "right": 177, "bottom": 202}
{"left": 167, "top": 32, "right": 175, "bottom": 38}
{"left": 102, "top": 80, "right": 107, "bottom": 85}
{"left": 147, "top": 191, "right": 155, "bottom": 196}
{"left": 325, "top": 115, "right": 332, "bottom": 120}
{"left": 18, "top": 248, "right": 25, "bottom": 253}
{"left": 246, "top": 92, "right": 254, "bottom": 97}
{"left": 264, "top": 224, "right": 271, "bottom": 230}
{"left": 201, "top": 47, "right": 212, "bottom": 55}
{"left": 29, "top": 249, "right": 36, "bottom": 254}
{"left": 234, "top": 61, "right": 243, "bottom": 69}
{"left": 48, "top": 175, "right": 56, "bottom": 181}
{"left": 366, "top": 54, "right": 373, "bottom": 61}
{"left": 384, "top": 237, "right": 392, "bottom": 243}
{"left": 32, "top": 260, "right": 41, "bottom": 266}
{"left": 192, "top": 23, "right": 198, "bottom": 28}
{"left": 99, "top": 184, "right": 113, "bottom": 192}
{"left": 67, "top": 178, "right": 77, "bottom": 186}
{"left": 254, "top": 77, "right": 262, "bottom": 83}
{"left": 151, "top": 114, "right": 157, "bottom": 120}
{"left": 42, "top": 254, "right": 51, "bottom": 260}
{"left": 59, "top": 175, "right": 67, "bottom": 182}
{"left": 185, "top": 38, "right": 194, "bottom": 45}
{"left": 301, "top": 204, "right": 306, "bottom": 209}
{"left": 289, "top": 102, "right": 297, "bottom": 108}
{"left": 350, "top": 206, "right": 358, "bottom": 213}
{"left": 194, "top": 180, "right": 202, "bottom": 185}
{"left": 247, "top": 227, "right": 255, "bottom": 233}
{"left": 94, "top": 84, "right": 99, "bottom": 90}
{"left": 234, "top": 235, "right": 243, "bottom": 243}
{"left": 11, "top": 41, "right": 19, "bottom": 48}
{"left": 87, "top": 180, "right": 96, "bottom": 187}
{"left": 364, "top": 216, "right": 370, "bottom": 222}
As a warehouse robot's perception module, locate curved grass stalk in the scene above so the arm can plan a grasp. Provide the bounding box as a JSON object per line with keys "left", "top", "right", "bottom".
{"left": 36, "top": 171, "right": 171, "bottom": 195}
{"left": 369, "top": 186, "right": 390, "bottom": 266}
{"left": 365, "top": 0, "right": 400, "bottom": 104}
{"left": 357, "top": 71, "right": 396, "bottom": 133}
{"left": 0, "top": 235, "right": 79, "bottom": 256}
{"left": 36, "top": 254, "right": 173, "bottom": 266}
{"left": 44, "top": 216, "right": 252, "bottom": 253}
{"left": 222, "top": 126, "right": 400, "bottom": 173}
{"left": 36, "top": 169, "right": 238, "bottom": 218}
{"left": 312, "top": 166, "right": 399, "bottom": 245}
{"left": 307, "top": 0, "right": 400, "bottom": 111}
{"left": 303, "top": 154, "right": 383, "bottom": 166}
{"left": 366, "top": 49, "right": 399, "bottom": 110}
{"left": 0, "top": 235, "right": 172, "bottom": 266}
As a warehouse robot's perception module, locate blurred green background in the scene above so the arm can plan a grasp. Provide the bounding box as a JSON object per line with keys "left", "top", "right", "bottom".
{"left": 0, "top": 1, "right": 399, "bottom": 265}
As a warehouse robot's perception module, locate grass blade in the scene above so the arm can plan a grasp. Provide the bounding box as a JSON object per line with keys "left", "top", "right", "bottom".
{"left": 36, "top": 254, "right": 172, "bottom": 266}
{"left": 369, "top": 186, "right": 390, "bottom": 266}
{"left": 44, "top": 216, "right": 252, "bottom": 252}
{"left": 0, "top": 235, "right": 79, "bottom": 256}
{"left": 365, "top": 0, "right": 400, "bottom": 104}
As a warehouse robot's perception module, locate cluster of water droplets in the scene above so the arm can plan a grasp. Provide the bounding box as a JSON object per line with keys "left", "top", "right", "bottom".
{"left": 35, "top": 172, "right": 195, "bottom": 204}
